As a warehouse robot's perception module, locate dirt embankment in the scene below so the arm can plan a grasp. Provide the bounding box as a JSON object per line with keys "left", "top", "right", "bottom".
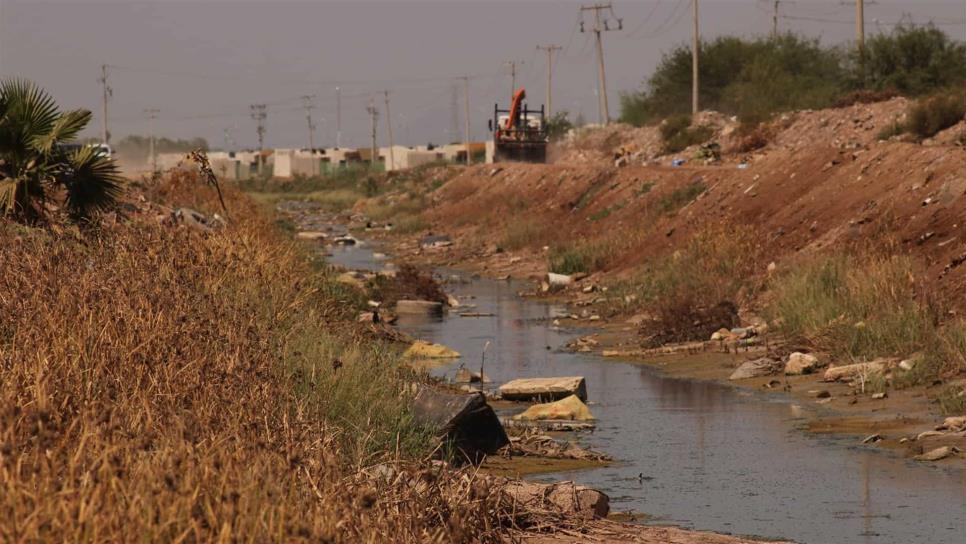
{"left": 360, "top": 97, "right": 966, "bottom": 466}
{"left": 426, "top": 99, "right": 966, "bottom": 302}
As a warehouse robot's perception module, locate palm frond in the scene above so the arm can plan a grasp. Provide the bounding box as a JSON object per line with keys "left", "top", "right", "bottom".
{"left": 0, "top": 79, "right": 60, "bottom": 151}
{"left": 60, "top": 146, "right": 124, "bottom": 219}
{"left": 31, "top": 109, "right": 92, "bottom": 155}
{"left": 0, "top": 176, "right": 19, "bottom": 214}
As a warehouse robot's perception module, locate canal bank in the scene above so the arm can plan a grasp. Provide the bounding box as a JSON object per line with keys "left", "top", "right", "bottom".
{"left": 326, "top": 238, "right": 966, "bottom": 544}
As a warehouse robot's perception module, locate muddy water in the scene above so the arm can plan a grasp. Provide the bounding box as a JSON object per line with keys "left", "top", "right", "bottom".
{"left": 329, "top": 244, "right": 966, "bottom": 544}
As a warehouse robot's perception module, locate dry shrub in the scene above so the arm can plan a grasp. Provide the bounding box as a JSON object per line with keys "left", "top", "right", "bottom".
{"left": 634, "top": 227, "right": 764, "bottom": 346}
{"left": 834, "top": 88, "right": 900, "bottom": 107}
{"left": 0, "top": 174, "right": 516, "bottom": 542}
{"left": 906, "top": 90, "right": 966, "bottom": 139}
{"left": 368, "top": 263, "right": 447, "bottom": 307}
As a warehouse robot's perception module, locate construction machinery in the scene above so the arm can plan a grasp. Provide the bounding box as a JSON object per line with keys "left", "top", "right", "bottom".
{"left": 489, "top": 88, "right": 548, "bottom": 163}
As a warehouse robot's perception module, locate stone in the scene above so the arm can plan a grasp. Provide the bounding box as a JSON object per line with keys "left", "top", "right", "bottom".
{"left": 914, "top": 446, "right": 961, "bottom": 462}
{"left": 939, "top": 416, "right": 966, "bottom": 432}
{"left": 862, "top": 433, "right": 883, "bottom": 444}
{"left": 785, "top": 352, "right": 821, "bottom": 375}
{"left": 546, "top": 272, "right": 572, "bottom": 288}
{"left": 395, "top": 300, "right": 444, "bottom": 317}
{"left": 419, "top": 234, "right": 452, "bottom": 249}
{"left": 411, "top": 385, "right": 508, "bottom": 462}
{"left": 499, "top": 376, "right": 588, "bottom": 402}
{"left": 403, "top": 340, "right": 460, "bottom": 359}
{"left": 823, "top": 359, "right": 895, "bottom": 382}
{"left": 513, "top": 395, "right": 595, "bottom": 422}
{"left": 296, "top": 231, "right": 327, "bottom": 240}
{"left": 503, "top": 480, "right": 609, "bottom": 519}
{"left": 729, "top": 357, "right": 782, "bottom": 380}
{"left": 336, "top": 272, "right": 366, "bottom": 289}
{"left": 898, "top": 358, "right": 917, "bottom": 371}
{"left": 871, "top": 392, "right": 888, "bottom": 400}
{"left": 446, "top": 294, "right": 460, "bottom": 308}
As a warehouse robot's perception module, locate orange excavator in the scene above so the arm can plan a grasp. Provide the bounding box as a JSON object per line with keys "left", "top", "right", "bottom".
{"left": 489, "top": 88, "right": 548, "bottom": 163}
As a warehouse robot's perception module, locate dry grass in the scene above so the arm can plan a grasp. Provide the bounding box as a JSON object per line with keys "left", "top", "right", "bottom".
{"left": 0, "top": 174, "right": 519, "bottom": 542}
{"left": 767, "top": 253, "right": 966, "bottom": 383}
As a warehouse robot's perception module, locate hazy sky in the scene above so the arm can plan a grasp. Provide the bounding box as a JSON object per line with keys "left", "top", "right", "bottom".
{"left": 2, "top": 1, "right": 965, "bottom": 149}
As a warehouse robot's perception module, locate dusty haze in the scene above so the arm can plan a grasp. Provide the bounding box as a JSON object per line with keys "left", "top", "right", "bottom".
{"left": 2, "top": 0, "right": 964, "bottom": 149}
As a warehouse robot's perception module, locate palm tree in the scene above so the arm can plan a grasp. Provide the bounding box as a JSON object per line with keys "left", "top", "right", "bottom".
{"left": 0, "top": 79, "right": 123, "bottom": 222}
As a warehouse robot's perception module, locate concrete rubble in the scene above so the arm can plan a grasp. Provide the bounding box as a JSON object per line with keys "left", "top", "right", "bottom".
{"left": 729, "top": 357, "right": 782, "bottom": 380}
{"left": 499, "top": 376, "right": 588, "bottom": 402}
{"left": 513, "top": 394, "right": 595, "bottom": 422}
{"left": 411, "top": 385, "right": 508, "bottom": 462}
{"left": 403, "top": 340, "right": 460, "bottom": 359}
{"left": 395, "top": 299, "right": 444, "bottom": 317}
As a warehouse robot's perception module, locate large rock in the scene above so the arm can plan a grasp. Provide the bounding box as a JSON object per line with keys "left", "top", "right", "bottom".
{"left": 513, "top": 394, "right": 595, "bottom": 422}
{"left": 503, "top": 480, "right": 609, "bottom": 520}
{"left": 914, "top": 446, "right": 961, "bottom": 462}
{"left": 785, "top": 352, "right": 821, "bottom": 375}
{"left": 823, "top": 358, "right": 895, "bottom": 382}
{"left": 499, "top": 376, "right": 587, "bottom": 402}
{"left": 411, "top": 385, "right": 508, "bottom": 462}
{"left": 395, "top": 299, "right": 444, "bottom": 317}
{"left": 404, "top": 340, "right": 460, "bottom": 359}
{"left": 729, "top": 357, "right": 782, "bottom": 380}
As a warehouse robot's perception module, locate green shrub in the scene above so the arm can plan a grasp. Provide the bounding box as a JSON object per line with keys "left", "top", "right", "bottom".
{"left": 549, "top": 243, "right": 610, "bottom": 275}
{"left": 656, "top": 180, "right": 706, "bottom": 214}
{"left": 621, "top": 34, "right": 846, "bottom": 125}
{"left": 906, "top": 91, "right": 966, "bottom": 139}
{"left": 768, "top": 255, "right": 939, "bottom": 361}
{"left": 660, "top": 115, "right": 713, "bottom": 153}
{"left": 862, "top": 24, "right": 966, "bottom": 95}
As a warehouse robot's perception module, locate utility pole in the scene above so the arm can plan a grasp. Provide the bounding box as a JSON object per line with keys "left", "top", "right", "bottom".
{"left": 536, "top": 44, "right": 562, "bottom": 117}
{"left": 301, "top": 95, "right": 316, "bottom": 150}
{"left": 856, "top": 0, "right": 866, "bottom": 86}
{"left": 98, "top": 64, "right": 112, "bottom": 144}
{"left": 144, "top": 108, "right": 159, "bottom": 172}
{"left": 580, "top": 3, "right": 622, "bottom": 125}
{"left": 449, "top": 83, "right": 460, "bottom": 144}
{"left": 335, "top": 86, "right": 342, "bottom": 148}
{"left": 366, "top": 99, "right": 378, "bottom": 170}
{"left": 250, "top": 104, "right": 267, "bottom": 174}
{"left": 692, "top": 0, "right": 700, "bottom": 115}
{"left": 504, "top": 60, "right": 524, "bottom": 100}
{"left": 772, "top": 1, "right": 780, "bottom": 37}
{"left": 464, "top": 78, "right": 471, "bottom": 164}
{"left": 384, "top": 90, "right": 396, "bottom": 170}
